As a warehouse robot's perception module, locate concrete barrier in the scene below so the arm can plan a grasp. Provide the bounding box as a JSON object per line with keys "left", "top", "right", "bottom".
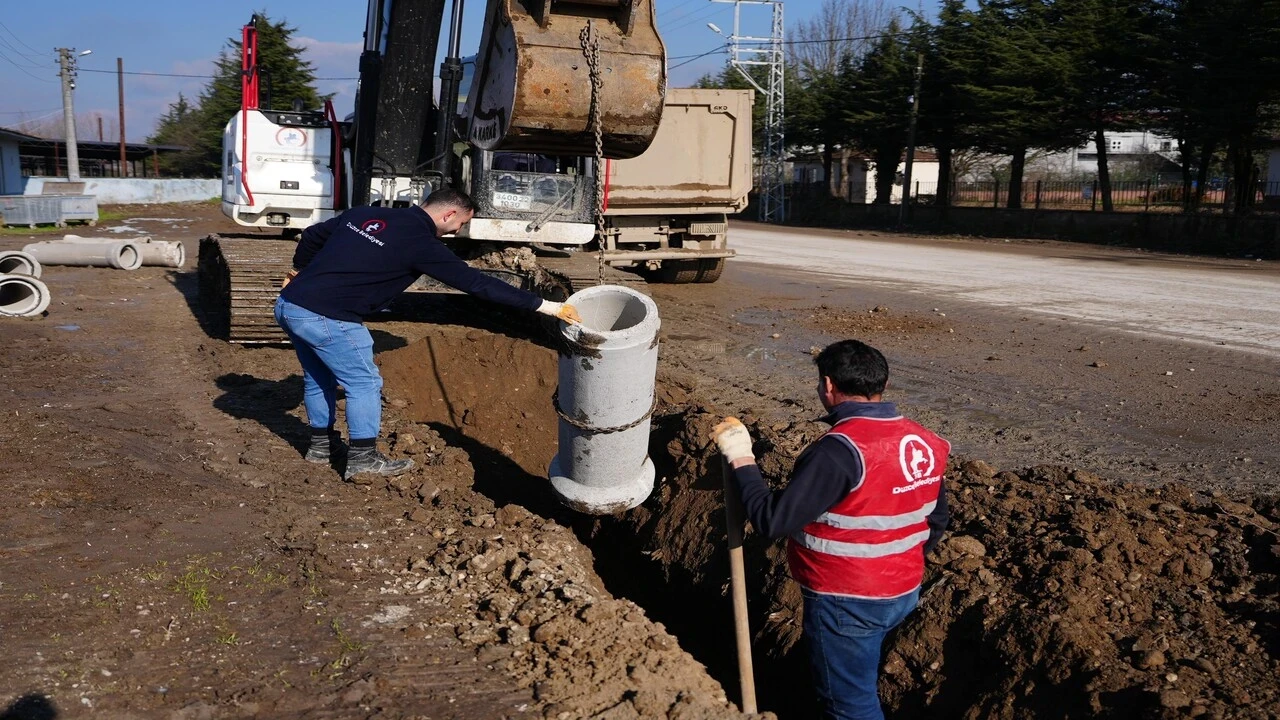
{"left": 23, "top": 178, "right": 219, "bottom": 204}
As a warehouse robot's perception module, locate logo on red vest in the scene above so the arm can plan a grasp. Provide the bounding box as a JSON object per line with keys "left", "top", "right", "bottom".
{"left": 361, "top": 219, "right": 388, "bottom": 234}
{"left": 898, "top": 434, "right": 935, "bottom": 481}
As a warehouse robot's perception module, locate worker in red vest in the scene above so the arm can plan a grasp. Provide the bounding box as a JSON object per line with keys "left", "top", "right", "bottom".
{"left": 711, "top": 339, "right": 950, "bottom": 720}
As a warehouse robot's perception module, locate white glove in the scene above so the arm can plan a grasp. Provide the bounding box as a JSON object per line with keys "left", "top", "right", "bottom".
{"left": 537, "top": 300, "right": 583, "bottom": 324}
{"left": 711, "top": 417, "right": 754, "bottom": 463}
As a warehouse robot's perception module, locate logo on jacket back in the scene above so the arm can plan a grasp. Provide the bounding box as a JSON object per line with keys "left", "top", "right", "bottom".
{"left": 361, "top": 219, "right": 387, "bottom": 234}
{"left": 898, "top": 434, "right": 935, "bottom": 481}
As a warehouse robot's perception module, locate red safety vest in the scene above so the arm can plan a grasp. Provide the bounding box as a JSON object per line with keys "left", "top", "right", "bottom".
{"left": 787, "top": 415, "right": 950, "bottom": 599}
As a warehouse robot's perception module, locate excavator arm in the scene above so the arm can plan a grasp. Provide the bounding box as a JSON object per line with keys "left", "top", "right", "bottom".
{"left": 351, "top": 0, "right": 666, "bottom": 206}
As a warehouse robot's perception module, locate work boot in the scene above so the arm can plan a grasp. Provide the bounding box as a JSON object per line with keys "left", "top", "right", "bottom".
{"left": 304, "top": 429, "right": 344, "bottom": 464}
{"left": 343, "top": 444, "right": 414, "bottom": 481}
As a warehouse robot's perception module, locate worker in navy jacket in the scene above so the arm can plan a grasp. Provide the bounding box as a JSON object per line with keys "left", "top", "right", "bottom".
{"left": 276, "top": 187, "right": 581, "bottom": 480}
{"left": 712, "top": 339, "right": 949, "bottom": 720}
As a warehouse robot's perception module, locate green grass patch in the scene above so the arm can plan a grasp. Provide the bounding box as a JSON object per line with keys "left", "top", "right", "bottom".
{"left": 173, "top": 565, "right": 218, "bottom": 612}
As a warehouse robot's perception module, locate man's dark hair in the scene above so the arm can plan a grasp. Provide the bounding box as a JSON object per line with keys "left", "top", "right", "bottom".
{"left": 424, "top": 187, "right": 477, "bottom": 213}
{"left": 815, "top": 340, "right": 889, "bottom": 397}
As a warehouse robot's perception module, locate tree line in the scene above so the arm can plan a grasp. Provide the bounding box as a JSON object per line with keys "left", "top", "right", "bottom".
{"left": 149, "top": 15, "right": 322, "bottom": 178}
{"left": 697, "top": 0, "right": 1280, "bottom": 214}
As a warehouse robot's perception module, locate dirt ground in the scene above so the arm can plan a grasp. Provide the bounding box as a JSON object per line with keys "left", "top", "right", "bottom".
{"left": 1, "top": 202, "right": 1277, "bottom": 719}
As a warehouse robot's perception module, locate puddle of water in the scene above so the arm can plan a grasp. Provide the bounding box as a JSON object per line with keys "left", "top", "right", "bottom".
{"left": 54, "top": 325, "right": 80, "bottom": 331}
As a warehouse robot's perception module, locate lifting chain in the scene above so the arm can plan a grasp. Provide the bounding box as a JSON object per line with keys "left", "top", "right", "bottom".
{"left": 580, "top": 20, "right": 607, "bottom": 286}
{"left": 552, "top": 389, "right": 658, "bottom": 435}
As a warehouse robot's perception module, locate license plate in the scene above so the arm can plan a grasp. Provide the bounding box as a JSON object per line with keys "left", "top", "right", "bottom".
{"left": 492, "top": 191, "right": 532, "bottom": 211}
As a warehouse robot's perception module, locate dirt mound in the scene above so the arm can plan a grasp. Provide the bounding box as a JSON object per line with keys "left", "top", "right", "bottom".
{"left": 359, "top": 422, "right": 767, "bottom": 719}
{"left": 374, "top": 329, "right": 768, "bottom": 718}
{"left": 890, "top": 462, "right": 1279, "bottom": 719}
{"left": 615, "top": 405, "right": 1280, "bottom": 719}
{"left": 377, "top": 327, "right": 560, "bottom": 476}
{"left": 375, "top": 327, "right": 1278, "bottom": 719}
{"left": 806, "top": 304, "right": 948, "bottom": 337}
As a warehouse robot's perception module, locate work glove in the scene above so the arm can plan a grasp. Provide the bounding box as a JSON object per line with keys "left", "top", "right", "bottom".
{"left": 282, "top": 270, "right": 298, "bottom": 289}
{"left": 537, "top": 300, "right": 583, "bottom": 325}
{"left": 711, "top": 417, "right": 755, "bottom": 463}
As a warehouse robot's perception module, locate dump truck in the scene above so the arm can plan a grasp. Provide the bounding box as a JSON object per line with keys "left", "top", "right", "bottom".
{"left": 602, "top": 87, "right": 753, "bottom": 284}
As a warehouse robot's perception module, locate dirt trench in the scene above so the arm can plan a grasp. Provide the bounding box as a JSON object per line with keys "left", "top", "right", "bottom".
{"left": 376, "top": 325, "right": 1280, "bottom": 720}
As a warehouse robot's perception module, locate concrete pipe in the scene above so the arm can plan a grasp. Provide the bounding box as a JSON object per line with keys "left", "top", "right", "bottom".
{"left": 62, "top": 235, "right": 184, "bottom": 268}
{"left": 23, "top": 241, "right": 142, "bottom": 271}
{"left": 549, "top": 284, "right": 661, "bottom": 514}
{"left": 0, "top": 273, "right": 51, "bottom": 317}
{"left": 0, "top": 250, "right": 42, "bottom": 279}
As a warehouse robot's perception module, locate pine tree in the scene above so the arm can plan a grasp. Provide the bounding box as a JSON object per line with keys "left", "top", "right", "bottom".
{"left": 148, "top": 94, "right": 203, "bottom": 177}
{"left": 843, "top": 18, "right": 915, "bottom": 205}
{"left": 160, "top": 14, "right": 323, "bottom": 177}
{"left": 961, "top": 0, "right": 1084, "bottom": 208}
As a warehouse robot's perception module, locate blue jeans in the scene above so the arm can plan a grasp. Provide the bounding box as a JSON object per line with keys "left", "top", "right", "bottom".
{"left": 803, "top": 587, "right": 920, "bottom": 720}
{"left": 274, "top": 296, "right": 383, "bottom": 440}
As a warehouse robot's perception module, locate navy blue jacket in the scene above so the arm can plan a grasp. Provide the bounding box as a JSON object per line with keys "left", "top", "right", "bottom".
{"left": 732, "top": 401, "right": 950, "bottom": 553}
{"left": 280, "top": 205, "right": 543, "bottom": 322}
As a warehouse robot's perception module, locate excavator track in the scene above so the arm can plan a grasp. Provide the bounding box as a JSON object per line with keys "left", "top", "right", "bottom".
{"left": 198, "top": 234, "right": 295, "bottom": 344}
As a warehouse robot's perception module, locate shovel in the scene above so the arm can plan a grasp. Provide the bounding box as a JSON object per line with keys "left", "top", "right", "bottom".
{"left": 722, "top": 458, "right": 758, "bottom": 713}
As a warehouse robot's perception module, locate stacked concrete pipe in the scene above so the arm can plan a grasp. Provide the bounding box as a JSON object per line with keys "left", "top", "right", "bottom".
{"left": 23, "top": 240, "right": 142, "bottom": 270}
{"left": 549, "top": 284, "right": 660, "bottom": 514}
{"left": 0, "top": 250, "right": 42, "bottom": 278}
{"left": 0, "top": 274, "right": 51, "bottom": 317}
{"left": 62, "top": 235, "right": 186, "bottom": 268}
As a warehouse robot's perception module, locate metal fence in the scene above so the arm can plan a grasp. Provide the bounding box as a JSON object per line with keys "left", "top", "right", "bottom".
{"left": 827, "top": 179, "right": 1280, "bottom": 214}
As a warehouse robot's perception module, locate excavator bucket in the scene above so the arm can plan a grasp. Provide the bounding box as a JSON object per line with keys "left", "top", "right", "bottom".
{"left": 464, "top": 0, "right": 667, "bottom": 159}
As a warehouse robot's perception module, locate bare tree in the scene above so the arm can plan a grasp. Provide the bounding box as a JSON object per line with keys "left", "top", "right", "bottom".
{"left": 788, "top": 0, "right": 893, "bottom": 76}
{"left": 13, "top": 112, "right": 120, "bottom": 142}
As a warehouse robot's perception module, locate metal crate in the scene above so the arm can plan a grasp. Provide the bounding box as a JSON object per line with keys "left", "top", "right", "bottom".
{"left": 0, "top": 196, "right": 62, "bottom": 227}
{"left": 58, "top": 195, "right": 99, "bottom": 225}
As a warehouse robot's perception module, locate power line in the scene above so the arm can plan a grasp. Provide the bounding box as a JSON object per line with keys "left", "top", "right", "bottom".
{"left": 0, "top": 47, "right": 55, "bottom": 83}
{"left": 78, "top": 67, "right": 358, "bottom": 81}
{"left": 0, "top": 107, "right": 61, "bottom": 115}
{"left": 0, "top": 34, "right": 47, "bottom": 66}
{"left": 740, "top": 31, "right": 910, "bottom": 47}
{"left": 5, "top": 108, "right": 64, "bottom": 125}
{"left": 663, "top": 2, "right": 729, "bottom": 34}
{"left": 669, "top": 45, "right": 728, "bottom": 60}
{"left": 0, "top": 19, "right": 46, "bottom": 58}
{"left": 670, "top": 45, "right": 727, "bottom": 70}
{"left": 657, "top": 0, "right": 707, "bottom": 20}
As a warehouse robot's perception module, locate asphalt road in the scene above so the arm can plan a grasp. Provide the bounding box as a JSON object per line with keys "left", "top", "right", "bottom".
{"left": 729, "top": 224, "right": 1280, "bottom": 359}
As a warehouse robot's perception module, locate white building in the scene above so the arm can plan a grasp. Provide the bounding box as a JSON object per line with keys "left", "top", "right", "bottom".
{"left": 1031, "top": 130, "right": 1182, "bottom": 181}
{"left": 841, "top": 150, "right": 940, "bottom": 204}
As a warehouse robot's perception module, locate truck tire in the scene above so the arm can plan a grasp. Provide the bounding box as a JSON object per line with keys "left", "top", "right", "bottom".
{"left": 658, "top": 258, "right": 724, "bottom": 284}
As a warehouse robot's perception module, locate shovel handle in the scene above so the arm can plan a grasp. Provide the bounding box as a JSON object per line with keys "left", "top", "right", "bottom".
{"left": 723, "top": 458, "right": 758, "bottom": 713}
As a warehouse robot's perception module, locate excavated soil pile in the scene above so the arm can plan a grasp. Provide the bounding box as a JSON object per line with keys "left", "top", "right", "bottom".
{"left": 348, "top": 419, "right": 767, "bottom": 720}
{"left": 374, "top": 328, "right": 765, "bottom": 719}
{"left": 624, "top": 407, "right": 1280, "bottom": 720}
{"left": 377, "top": 327, "right": 560, "bottom": 477}
{"left": 377, "top": 328, "right": 1279, "bottom": 719}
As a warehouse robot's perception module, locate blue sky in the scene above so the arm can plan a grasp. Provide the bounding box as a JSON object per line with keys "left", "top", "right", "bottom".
{"left": 0, "top": 0, "right": 932, "bottom": 142}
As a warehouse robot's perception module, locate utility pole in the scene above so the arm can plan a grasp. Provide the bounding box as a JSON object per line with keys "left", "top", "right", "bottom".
{"left": 57, "top": 48, "right": 81, "bottom": 181}
{"left": 710, "top": 0, "right": 786, "bottom": 223}
{"left": 118, "top": 57, "right": 127, "bottom": 173}
{"left": 899, "top": 52, "right": 923, "bottom": 226}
